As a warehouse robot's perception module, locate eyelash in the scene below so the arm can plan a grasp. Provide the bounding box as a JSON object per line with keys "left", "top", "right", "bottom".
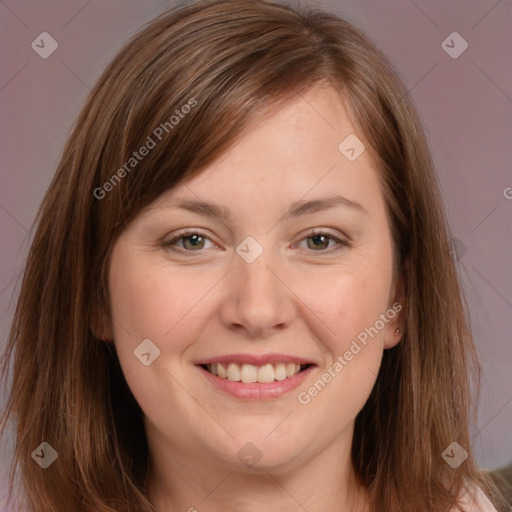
{"left": 162, "top": 228, "right": 350, "bottom": 255}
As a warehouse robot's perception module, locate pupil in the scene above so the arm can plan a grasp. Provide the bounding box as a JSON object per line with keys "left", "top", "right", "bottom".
{"left": 186, "top": 235, "right": 203, "bottom": 249}
{"left": 310, "top": 235, "right": 327, "bottom": 250}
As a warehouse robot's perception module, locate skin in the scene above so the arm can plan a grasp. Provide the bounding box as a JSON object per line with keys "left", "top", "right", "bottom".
{"left": 102, "top": 84, "right": 405, "bottom": 512}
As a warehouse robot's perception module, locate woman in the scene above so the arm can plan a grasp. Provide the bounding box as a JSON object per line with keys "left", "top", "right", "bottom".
{"left": 1, "top": 1, "right": 507, "bottom": 510}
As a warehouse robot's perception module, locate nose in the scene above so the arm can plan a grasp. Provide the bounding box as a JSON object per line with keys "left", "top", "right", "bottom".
{"left": 218, "top": 246, "right": 296, "bottom": 339}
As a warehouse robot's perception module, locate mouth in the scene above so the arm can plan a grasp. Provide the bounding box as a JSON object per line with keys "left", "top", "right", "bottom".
{"left": 195, "top": 355, "right": 316, "bottom": 400}
{"left": 199, "top": 362, "right": 313, "bottom": 383}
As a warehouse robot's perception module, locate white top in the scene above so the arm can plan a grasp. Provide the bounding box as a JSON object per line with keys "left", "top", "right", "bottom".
{"left": 455, "top": 485, "right": 499, "bottom": 511}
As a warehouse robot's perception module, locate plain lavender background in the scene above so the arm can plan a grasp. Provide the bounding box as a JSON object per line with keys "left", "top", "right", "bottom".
{"left": 1, "top": 0, "right": 511, "bottom": 505}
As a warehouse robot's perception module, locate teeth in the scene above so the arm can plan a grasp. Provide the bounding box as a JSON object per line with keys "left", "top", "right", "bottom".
{"left": 274, "top": 363, "right": 287, "bottom": 381}
{"left": 241, "top": 364, "right": 257, "bottom": 383}
{"left": 257, "top": 364, "right": 275, "bottom": 383}
{"left": 217, "top": 363, "right": 227, "bottom": 379}
{"left": 208, "top": 362, "right": 306, "bottom": 382}
{"left": 286, "top": 363, "right": 297, "bottom": 378}
{"left": 227, "top": 363, "right": 241, "bottom": 382}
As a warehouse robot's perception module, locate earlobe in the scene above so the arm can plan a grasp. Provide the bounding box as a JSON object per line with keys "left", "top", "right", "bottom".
{"left": 384, "top": 268, "right": 407, "bottom": 349}
{"left": 384, "top": 324, "right": 403, "bottom": 349}
{"left": 384, "top": 314, "right": 404, "bottom": 349}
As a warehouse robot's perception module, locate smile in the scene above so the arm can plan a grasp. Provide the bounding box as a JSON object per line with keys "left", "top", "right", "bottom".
{"left": 202, "top": 362, "right": 312, "bottom": 383}
{"left": 195, "top": 355, "right": 316, "bottom": 400}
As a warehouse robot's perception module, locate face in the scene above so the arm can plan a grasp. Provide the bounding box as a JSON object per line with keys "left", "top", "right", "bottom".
{"left": 104, "top": 85, "right": 404, "bottom": 476}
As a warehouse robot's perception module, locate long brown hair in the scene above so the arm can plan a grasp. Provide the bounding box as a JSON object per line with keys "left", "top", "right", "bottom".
{"left": 1, "top": 1, "right": 506, "bottom": 510}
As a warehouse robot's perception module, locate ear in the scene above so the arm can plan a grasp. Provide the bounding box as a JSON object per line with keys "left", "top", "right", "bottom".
{"left": 384, "top": 265, "right": 407, "bottom": 349}
{"left": 90, "top": 304, "right": 114, "bottom": 342}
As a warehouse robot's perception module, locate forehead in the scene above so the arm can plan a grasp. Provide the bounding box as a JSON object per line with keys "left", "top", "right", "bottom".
{"left": 144, "top": 85, "right": 386, "bottom": 225}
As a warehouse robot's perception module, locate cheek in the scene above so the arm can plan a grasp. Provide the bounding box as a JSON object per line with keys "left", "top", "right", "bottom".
{"left": 107, "top": 249, "right": 211, "bottom": 420}
{"left": 108, "top": 247, "right": 223, "bottom": 361}
{"left": 292, "top": 270, "right": 389, "bottom": 427}
{"left": 299, "top": 260, "right": 394, "bottom": 352}
{"left": 109, "top": 258, "right": 175, "bottom": 342}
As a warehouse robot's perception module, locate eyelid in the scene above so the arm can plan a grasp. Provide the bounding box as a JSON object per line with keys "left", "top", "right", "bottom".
{"left": 291, "top": 228, "right": 351, "bottom": 253}
{"left": 161, "top": 228, "right": 218, "bottom": 251}
{"left": 298, "top": 227, "right": 349, "bottom": 240}
{"left": 161, "top": 227, "right": 351, "bottom": 254}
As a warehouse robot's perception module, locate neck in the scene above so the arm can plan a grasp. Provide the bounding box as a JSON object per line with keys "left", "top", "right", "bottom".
{"left": 146, "top": 425, "right": 370, "bottom": 512}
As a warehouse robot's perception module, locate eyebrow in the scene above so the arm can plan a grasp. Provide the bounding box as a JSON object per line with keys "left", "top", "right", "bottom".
{"left": 160, "top": 195, "right": 369, "bottom": 221}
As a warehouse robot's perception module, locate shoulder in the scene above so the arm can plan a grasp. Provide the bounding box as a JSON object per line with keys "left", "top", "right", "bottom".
{"left": 451, "top": 485, "right": 499, "bottom": 512}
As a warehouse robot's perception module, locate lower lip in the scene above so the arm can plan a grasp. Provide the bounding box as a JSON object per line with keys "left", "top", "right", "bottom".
{"left": 197, "top": 365, "right": 315, "bottom": 400}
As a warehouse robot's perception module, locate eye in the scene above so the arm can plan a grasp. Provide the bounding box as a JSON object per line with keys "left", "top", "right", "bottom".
{"left": 162, "top": 229, "right": 350, "bottom": 254}
{"left": 163, "top": 230, "right": 216, "bottom": 252}
{"left": 293, "top": 230, "right": 349, "bottom": 253}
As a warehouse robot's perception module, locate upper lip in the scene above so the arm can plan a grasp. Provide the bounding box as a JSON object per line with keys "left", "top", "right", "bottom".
{"left": 195, "top": 353, "right": 317, "bottom": 366}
